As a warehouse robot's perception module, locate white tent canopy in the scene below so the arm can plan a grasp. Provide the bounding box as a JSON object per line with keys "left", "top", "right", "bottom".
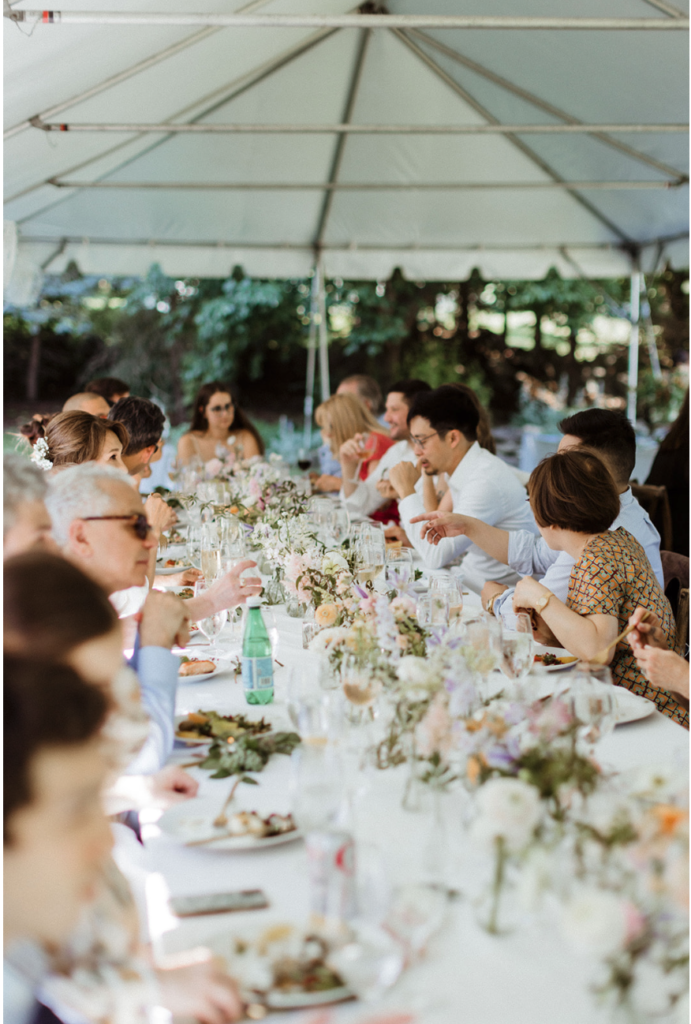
{"left": 4, "top": 0, "right": 689, "bottom": 287}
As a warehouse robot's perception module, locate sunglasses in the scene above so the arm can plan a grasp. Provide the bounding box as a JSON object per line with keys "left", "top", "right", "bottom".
{"left": 82, "top": 514, "right": 152, "bottom": 540}
{"left": 209, "top": 402, "right": 233, "bottom": 413}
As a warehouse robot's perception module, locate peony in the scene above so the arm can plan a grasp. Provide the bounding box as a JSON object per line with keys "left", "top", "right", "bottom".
{"left": 309, "top": 626, "right": 349, "bottom": 652}
{"left": 396, "top": 657, "right": 433, "bottom": 691}
{"left": 315, "top": 603, "right": 339, "bottom": 628}
{"left": 559, "top": 888, "right": 629, "bottom": 956}
{"left": 204, "top": 457, "right": 224, "bottom": 478}
{"left": 471, "top": 778, "right": 542, "bottom": 851}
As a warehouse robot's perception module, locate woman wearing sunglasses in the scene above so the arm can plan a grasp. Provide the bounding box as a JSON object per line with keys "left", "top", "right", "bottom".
{"left": 177, "top": 381, "right": 264, "bottom": 466}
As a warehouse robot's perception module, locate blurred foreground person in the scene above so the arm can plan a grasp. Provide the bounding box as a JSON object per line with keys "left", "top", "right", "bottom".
{"left": 4, "top": 455, "right": 57, "bottom": 558}
{"left": 4, "top": 657, "right": 112, "bottom": 1024}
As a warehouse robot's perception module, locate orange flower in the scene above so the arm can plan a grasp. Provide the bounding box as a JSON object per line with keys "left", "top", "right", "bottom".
{"left": 652, "top": 804, "right": 687, "bottom": 837}
{"left": 229, "top": 505, "right": 239, "bottom": 514}
{"left": 315, "top": 603, "right": 339, "bottom": 628}
{"left": 466, "top": 719, "right": 484, "bottom": 733}
{"left": 466, "top": 755, "right": 481, "bottom": 785}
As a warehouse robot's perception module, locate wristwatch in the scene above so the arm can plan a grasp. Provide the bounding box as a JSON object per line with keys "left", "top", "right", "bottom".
{"left": 534, "top": 593, "right": 552, "bottom": 616}
{"left": 485, "top": 594, "right": 498, "bottom": 617}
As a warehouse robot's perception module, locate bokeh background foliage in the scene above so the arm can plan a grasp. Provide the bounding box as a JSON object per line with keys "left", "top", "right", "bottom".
{"left": 4, "top": 262, "right": 688, "bottom": 430}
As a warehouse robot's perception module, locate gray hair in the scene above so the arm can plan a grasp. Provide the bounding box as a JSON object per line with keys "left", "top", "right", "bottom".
{"left": 46, "top": 463, "right": 133, "bottom": 548}
{"left": 4, "top": 454, "right": 49, "bottom": 535}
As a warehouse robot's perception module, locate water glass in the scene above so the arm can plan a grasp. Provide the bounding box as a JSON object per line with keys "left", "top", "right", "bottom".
{"left": 417, "top": 592, "right": 450, "bottom": 627}
{"left": 291, "top": 745, "right": 347, "bottom": 832}
{"left": 328, "top": 921, "right": 404, "bottom": 1002}
{"left": 564, "top": 668, "right": 617, "bottom": 746}
{"left": 385, "top": 548, "right": 413, "bottom": 594}
{"left": 286, "top": 665, "right": 328, "bottom": 740}
{"left": 186, "top": 524, "right": 201, "bottom": 570}
{"left": 329, "top": 507, "right": 350, "bottom": 546}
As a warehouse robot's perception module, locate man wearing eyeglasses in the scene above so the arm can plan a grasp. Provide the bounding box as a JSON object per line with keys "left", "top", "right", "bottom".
{"left": 45, "top": 464, "right": 262, "bottom": 769}
{"left": 388, "top": 385, "right": 538, "bottom": 593}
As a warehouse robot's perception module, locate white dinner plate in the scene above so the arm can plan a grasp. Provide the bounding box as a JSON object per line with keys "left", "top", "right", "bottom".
{"left": 159, "top": 797, "right": 302, "bottom": 851}
{"left": 174, "top": 714, "right": 214, "bottom": 745}
{"left": 533, "top": 645, "right": 579, "bottom": 673}
{"left": 612, "top": 688, "right": 656, "bottom": 726}
{"left": 265, "top": 986, "right": 353, "bottom": 1010}
{"left": 176, "top": 657, "right": 219, "bottom": 682}
{"left": 157, "top": 563, "right": 192, "bottom": 575}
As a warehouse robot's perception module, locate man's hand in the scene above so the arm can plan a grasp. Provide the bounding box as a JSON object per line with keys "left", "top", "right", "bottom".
{"left": 156, "top": 953, "right": 243, "bottom": 1023}
{"left": 384, "top": 524, "right": 413, "bottom": 549}
{"left": 149, "top": 766, "right": 199, "bottom": 807}
{"left": 376, "top": 478, "right": 398, "bottom": 501}
{"left": 186, "top": 560, "right": 262, "bottom": 619}
{"left": 144, "top": 493, "right": 177, "bottom": 536}
{"left": 481, "top": 581, "right": 508, "bottom": 613}
{"left": 158, "top": 567, "right": 203, "bottom": 588}
{"left": 408, "top": 510, "right": 472, "bottom": 544}
{"left": 138, "top": 591, "right": 190, "bottom": 650}
{"left": 628, "top": 607, "right": 668, "bottom": 652}
{"left": 388, "top": 461, "right": 421, "bottom": 500}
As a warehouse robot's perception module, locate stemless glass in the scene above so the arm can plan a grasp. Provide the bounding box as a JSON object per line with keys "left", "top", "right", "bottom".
{"left": 501, "top": 611, "right": 534, "bottom": 686}
{"left": 417, "top": 592, "right": 450, "bottom": 628}
{"left": 385, "top": 548, "right": 413, "bottom": 594}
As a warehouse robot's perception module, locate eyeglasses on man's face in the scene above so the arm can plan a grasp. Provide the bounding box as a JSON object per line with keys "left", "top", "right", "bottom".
{"left": 409, "top": 430, "right": 439, "bottom": 451}
{"left": 81, "top": 514, "right": 153, "bottom": 540}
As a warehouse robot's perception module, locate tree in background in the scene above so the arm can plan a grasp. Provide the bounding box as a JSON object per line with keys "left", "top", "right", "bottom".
{"left": 4, "top": 262, "right": 687, "bottom": 431}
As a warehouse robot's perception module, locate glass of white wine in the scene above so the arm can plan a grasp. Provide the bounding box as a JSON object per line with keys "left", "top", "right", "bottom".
{"left": 193, "top": 580, "right": 227, "bottom": 657}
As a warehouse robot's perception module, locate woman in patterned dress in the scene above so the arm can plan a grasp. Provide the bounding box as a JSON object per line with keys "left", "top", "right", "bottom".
{"left": 512, "top": 449, "right": 686, "bottom": 729}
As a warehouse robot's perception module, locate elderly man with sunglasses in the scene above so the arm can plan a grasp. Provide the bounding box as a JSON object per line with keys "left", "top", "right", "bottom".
{"left": 45, "top": 464, "right": 261, "bottom": 770}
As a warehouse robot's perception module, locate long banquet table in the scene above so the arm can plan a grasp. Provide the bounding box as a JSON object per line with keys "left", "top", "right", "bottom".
{"left": 115, "top": 595, "right": 689, "bottom": 1024}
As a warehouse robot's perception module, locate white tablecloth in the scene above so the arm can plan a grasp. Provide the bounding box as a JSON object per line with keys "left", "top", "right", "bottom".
{"left": 117, "top": 601, "right": 689, "bottom": 1024}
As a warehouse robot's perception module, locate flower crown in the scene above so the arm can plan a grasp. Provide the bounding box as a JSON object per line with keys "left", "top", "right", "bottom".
{"left": 30, "top": 436, "right": 53, "bottom": 471}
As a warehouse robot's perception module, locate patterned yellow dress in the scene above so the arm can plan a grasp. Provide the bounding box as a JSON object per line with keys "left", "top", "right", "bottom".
{"left": 567, "top": 527, "right": 687, "bottom": 729}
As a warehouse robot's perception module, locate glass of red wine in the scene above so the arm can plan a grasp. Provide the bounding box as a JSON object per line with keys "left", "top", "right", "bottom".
{"left": 297, "top": 448, "right": 312, "bottom": 473}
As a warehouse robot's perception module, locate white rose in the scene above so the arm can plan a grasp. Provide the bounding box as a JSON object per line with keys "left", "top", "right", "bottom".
{"left": 396, "top": 657, "right": 431, "bottom": 688}
{"left": 471, "top": 778, "right": 542, "bottom": 851}
{"left": 560, "top": 888, "right": 628, "bottom": 956}
{"left": 322, "top": 551, "right": 349, "bottom": 574}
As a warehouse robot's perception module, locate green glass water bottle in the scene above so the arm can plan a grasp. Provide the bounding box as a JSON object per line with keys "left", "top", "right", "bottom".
{"left": 241, "top": 597, "right": 274, "bottom": 705}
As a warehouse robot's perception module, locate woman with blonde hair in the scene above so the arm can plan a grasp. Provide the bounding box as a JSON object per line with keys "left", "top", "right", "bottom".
{"left": 21, "top": 410, "right": 129, "bottom": 473}
{"left": 314, "top": 393, "right": 395, "bottom": 505}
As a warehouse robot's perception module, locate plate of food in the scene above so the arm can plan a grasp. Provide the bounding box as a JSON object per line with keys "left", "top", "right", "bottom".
{"left": 157, "top": 558, "right": 192, "bottom": 575}
{"left": 208, "top": 924, "right": 352, "bottom": 1009}
{"left": 612, "top": 687, "right": 656, "bottom": 726}
{"left": 175, "top": 709, "right": 272, "bottom": 745}
{"left": 159, "top": 797, "right": 301, "bottom": 851}
{"left": 533, "top": 646, "right": 579, "bottom": 672}
{"left": 177, "top": 656, "right": 218, "bottom": 681}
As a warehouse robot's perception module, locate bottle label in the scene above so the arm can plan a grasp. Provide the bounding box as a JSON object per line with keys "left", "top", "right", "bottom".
{"left": 242, "top": 656, "right": 274, "bottom": 691}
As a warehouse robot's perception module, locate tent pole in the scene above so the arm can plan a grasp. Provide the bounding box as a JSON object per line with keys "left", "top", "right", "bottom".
{"left": 303, "top": 271, "right": 319, "bottom": 449}
{"left": 316, "top": 258, "right": 330, "bottom": 403}
{"left": 627, "top": 270, "right": 642, "bottom": 424}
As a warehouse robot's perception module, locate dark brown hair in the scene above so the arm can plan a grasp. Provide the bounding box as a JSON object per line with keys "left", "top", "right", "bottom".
{"left": 20, "top": 411, "right": 129, "bottom": 467}
{"left": 4, "top": 552, "right": 118, "bottom": 659}
{"left": 528, "top": 449, "right": 620, "bottom": 533}
{"left": 86, "top": 377, "right": 130, "bottom": 405}
{"left": 448, "top": 382, "right": 496, "bottom": 454}
{"left": 108, "top": 396, "right": 164, "bottom": 455}
{"left": 189, "top": 381, "right": 264, "bottom": 455}
{"left": 4, "top": 656, "right": 109, "bottom": 843}
{"left": 558, "top": 408, "right": 636, "bottom": 484}
{"left": 338, "top": 375, "right": 383, "bottom": 415}
{"left": 658, "top": 388, "right": 689, "bottom": 454}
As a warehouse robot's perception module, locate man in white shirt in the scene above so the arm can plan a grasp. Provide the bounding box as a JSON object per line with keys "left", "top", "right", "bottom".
{"left": 340, "top": 379, "right": 431, "bottom": 519}
{"left": 389, "top": 385, "right": 538, "bottom": 592}
{"left": 410, "top": 409, "right": 663, "bottom": 635}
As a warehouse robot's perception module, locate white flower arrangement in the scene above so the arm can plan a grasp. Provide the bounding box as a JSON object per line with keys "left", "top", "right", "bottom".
{"left": 30, "top": 436, "right": 53, "bottom": 471}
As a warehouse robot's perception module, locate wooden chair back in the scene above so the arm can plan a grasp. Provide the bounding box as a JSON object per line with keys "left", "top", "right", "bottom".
{"left": 631, "top": 483, "right": 674, "bottom": 552}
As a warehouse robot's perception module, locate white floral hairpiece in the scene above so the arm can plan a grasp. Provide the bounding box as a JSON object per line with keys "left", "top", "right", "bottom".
{"left": 30, "top": 436, "right": 53, "bottom": 471}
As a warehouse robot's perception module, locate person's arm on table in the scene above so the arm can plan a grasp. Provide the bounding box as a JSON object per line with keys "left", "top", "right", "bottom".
{"left": 407, "top": 509, "right": 510, "bottom": 565}
{"left": 506, "top": 529, "right": 560, "bottom": 578}
{"left": 513, "top": 576, "right": 618, "bottom": 661}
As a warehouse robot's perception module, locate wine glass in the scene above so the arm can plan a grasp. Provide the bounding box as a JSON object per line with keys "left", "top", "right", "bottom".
{"left": 186, "top": 525, "right": 202, "bottom": 570}
{"left": 345, "top": 433, "right": 378, "bottom": 485}
{"left": 286, "top": 665, "right": 327, "bottom": 739}
{"left": 501, "top": 618, "right": 534, "bottom": 686}
{"left": 562, "top": 669, "right": 616, "bottom": 748}
{"left": 297, "top": 447, "right": 312, "bottom": 473}
{"left": 329, "top": 507, "right": 350, "bottom": 547}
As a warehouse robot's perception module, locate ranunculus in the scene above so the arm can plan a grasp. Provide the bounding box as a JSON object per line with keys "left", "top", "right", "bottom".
{"left": 204, "top": 457, "right": 224, "bottom": 478}
{"left": 560, "top": 888, "right": 628, "bottom": 955}
{"left": 315, "top": 603, "right": 339, "bottom": 628}
{"left": 396, "top": 634, "right": 410, "bottom": 650}
{"left": 390, "top": 595, "right": 417, "bottom": 621}
{"left": 471, "top": 777, "right": 541, "bottom": 851}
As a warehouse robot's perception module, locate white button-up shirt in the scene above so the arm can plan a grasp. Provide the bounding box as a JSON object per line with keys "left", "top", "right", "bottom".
{"left": 398, "top": 442, "right": 539, "bottom": 584}
{"left": 340, "top": 438, "right": 416, "bottom": 519}
{"left": 492, "top": 487, "right": 664, "bottom": 626}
